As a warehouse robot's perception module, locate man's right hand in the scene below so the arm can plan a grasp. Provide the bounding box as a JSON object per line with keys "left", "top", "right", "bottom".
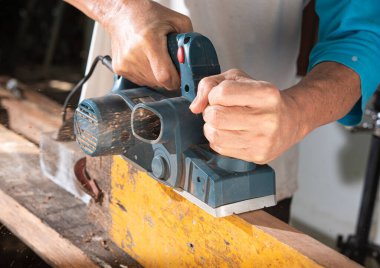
{"left": 65, "top": 0, "right": 193, "bottom": 89}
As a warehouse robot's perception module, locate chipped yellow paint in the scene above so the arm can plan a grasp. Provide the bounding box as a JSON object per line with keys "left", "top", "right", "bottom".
{"left": 109, "top": 156, "right": 322, "bottom": 267}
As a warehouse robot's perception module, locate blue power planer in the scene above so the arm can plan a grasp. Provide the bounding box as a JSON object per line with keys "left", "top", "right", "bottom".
{"left": 73, "top": 32, "right": 276, "bottom": 217}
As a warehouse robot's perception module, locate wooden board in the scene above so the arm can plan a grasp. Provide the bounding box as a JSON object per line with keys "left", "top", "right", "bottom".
{"left": 239, "top": 212, "right": 355, "bottom": 268}
{"left": 0, "top": 88, "right": 62, "bottom": 144}
{"left": 103, "top": 156, "right": 361, "bottom": 268}
{"left": 0, "top": 125, "right": 140, "bottom": 268}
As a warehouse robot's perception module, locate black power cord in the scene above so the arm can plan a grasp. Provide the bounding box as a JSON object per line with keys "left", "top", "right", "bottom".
{"left": 61, "top": 55, "right": 113, "bottom": 123}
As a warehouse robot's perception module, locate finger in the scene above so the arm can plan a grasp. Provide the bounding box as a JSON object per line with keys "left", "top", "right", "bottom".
{"left": 203, "top": 123, "right": 251, "bottom": 149}
{"left": 146, "top": 33, "right": 180, "bottom": 90}
{"left": 112, "top": 44, "right": 159, "bottom": 88}
{"left": 116, "top": 57, "right": 158, "bottom": 88}
{"left": 203, "top": 105, "right": 275, "bottom": 131}
{"left": 172, "top": 14, "right": 193, "bottom": 33}
{"left": 147, "top": 15, "right": 193, "bottom": 90}
{"left": 190, "top": 69, "right": 251, "bottom": 113}
{"left": 189, "top": 75, "right": 225, "bottom": 113}
{"left": 208, "top": 80, "right": 280, "bottom": 108}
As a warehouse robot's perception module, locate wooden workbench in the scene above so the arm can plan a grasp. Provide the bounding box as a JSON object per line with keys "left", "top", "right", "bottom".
{"left": 0, "top": 125, "right": 140, "bottom": 267}
{"left": 0, "top": 87, "right": 361, "bottom": 268}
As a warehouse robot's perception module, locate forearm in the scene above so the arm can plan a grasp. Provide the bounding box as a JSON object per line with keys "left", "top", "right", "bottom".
{"left": 64, "top": 0, "right": 103, "bottom": 22}
{"left": 283, "top": 62, "right": 361, "bottom": 138}
{"left": 63, "top": 0, "right": 145, "bottom": 27}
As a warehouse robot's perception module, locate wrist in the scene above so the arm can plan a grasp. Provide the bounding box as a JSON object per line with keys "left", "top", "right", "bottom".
{"left": 282, "top": 62, "right": 361, "bottom": 141}
{"left": 281, "top": 87, "right": 315, "bottom": 143}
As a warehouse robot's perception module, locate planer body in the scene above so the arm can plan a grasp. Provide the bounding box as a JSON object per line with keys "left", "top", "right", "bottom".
{"left": 74, "top": 32, "right": 276, "bottom": 217}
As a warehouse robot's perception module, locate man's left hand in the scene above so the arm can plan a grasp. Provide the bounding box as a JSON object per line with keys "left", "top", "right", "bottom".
{"left": 190, "top": 69, "right": 304, "bottom": 164}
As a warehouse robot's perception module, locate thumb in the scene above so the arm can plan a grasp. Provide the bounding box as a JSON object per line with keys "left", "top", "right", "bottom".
{"left": 173, "top": 15, "right": 193, "bottom": 33}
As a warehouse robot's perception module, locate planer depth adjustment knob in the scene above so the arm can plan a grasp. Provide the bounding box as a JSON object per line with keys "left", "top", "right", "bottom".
{"left": 151, "top": 155, "right": 169, "bottom": 180}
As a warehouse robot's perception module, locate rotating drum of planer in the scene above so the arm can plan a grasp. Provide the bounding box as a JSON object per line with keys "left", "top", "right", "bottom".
{"left": 74, "top": 32, "right": 277, "bottom": 217}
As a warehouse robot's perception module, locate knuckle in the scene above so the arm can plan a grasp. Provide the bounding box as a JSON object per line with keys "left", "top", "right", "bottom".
{"left": 113, "top": 65, "right": 122, "bottom": 75}
{"left": 226, "top": 68, "right": 249, "bottom": 79}
{"left": 218, "top": 80, "right": 232, "bottom": 98}
{"left": 264, "top": 86, "right": 281, "bottom": 105}
{"left": 254, "top": 149, "right": 271, "bottom": 164}
{"left": 253, "top": 155, "right": 268, "bottom": 165}
{"left": 228, "top": 68, "right": 243, "bottom": 77}
{"left": 181, "top": 15, "right": 193, "bottom": 29}
{"left": 114, "top": 51, "right": 132, "bottom": 72}
{"left": 199, "top": 77, "right": 214, "bottom": 90}
{"left": 112, "top": 61, "right": 124, "bottom": 76}
{"left": 174, "top": 14, "right": 193, "bottom": 31}
{"left": 251, "top": 140, "right": 272, "bottom": 164}
{"left": 198, "top": 77, "right": 215, "bottom": 97}
{"left": 155, "top": 70, "right": 171, "bottom": 85}
{"left": 263, "top": 118, "right": 279, "bottom": 134}
{"left": 206, "top": 127, "right": 220, "bottom": 144}
{"left": 208, "top": 109, "right": 223, "bottom": 127}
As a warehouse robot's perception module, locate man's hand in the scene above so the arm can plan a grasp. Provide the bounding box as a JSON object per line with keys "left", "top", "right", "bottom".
{"left": 190, "top": 63, "right": 361, "bottom": 164}
{"left": 190, "top": 69, "right": 303, "bottom": 164}
{"left": 65, "top": 0, "right": 192, "bottom": 89}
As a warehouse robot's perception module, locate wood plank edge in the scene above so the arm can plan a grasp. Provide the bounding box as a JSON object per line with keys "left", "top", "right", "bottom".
{"left": 240, "top": 211, "right": 361, "bottom": 268}
{"left": 0, "top": 188, "right": 98, "bottom": 268}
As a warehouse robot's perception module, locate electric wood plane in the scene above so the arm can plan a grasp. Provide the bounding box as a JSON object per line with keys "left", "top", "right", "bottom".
{"left": 74, "top": 32, "right": 276, "bottom": 217}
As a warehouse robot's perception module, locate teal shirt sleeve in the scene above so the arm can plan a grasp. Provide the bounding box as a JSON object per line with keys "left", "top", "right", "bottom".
{"left": 308, "top": 0, "right": 380, "bottom": 126}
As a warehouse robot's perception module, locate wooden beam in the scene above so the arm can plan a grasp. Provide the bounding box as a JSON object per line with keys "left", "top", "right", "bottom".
{"left": 0, "top": 125, "right": 140, "bottom": 267}
{"left": 103, "top": 156, "right": 361, "bottom": 268}
{"left": 0, "top": 189, "right": 97, "bottom": 268}
{"left": 240, "top": 212, "right": 358, "bottom": 268}
{"left": 0, "top": 88, "right": 62, "bottom": 144}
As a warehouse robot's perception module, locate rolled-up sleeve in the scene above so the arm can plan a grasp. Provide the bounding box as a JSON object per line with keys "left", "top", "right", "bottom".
{"left": 308, "top": 0, "right": 380, "bottom": 126}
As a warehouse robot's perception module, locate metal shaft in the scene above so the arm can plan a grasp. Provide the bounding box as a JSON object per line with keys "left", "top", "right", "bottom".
{"left": 354, "top": 135, "right": 380, "bottom": 263}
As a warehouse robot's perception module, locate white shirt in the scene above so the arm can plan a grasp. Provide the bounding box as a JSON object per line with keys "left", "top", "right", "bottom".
{"left": 83, "top": 1, "right": 305, "bottom": 201}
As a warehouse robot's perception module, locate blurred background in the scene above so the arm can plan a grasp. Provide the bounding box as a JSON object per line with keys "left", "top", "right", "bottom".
{"left": 0, "top": 0, "right": 93, "bottom": 103}
{"left": 0, "top": 0, "right": 379, "bottom": 267}
{"left": 0, "top": 0, "right": 91, "bottom": 267}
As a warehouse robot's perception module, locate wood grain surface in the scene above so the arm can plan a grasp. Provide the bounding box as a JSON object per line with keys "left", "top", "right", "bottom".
{"left": 0, "top": 125, "right": 140, "bottom": 268}
{"left": 105, "top": 156, "right": 361, "bottom": 268}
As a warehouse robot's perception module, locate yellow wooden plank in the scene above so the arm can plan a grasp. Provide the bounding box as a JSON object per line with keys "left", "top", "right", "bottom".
{"left": 109, "top": 156, "right": 323, "bottom": 267}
